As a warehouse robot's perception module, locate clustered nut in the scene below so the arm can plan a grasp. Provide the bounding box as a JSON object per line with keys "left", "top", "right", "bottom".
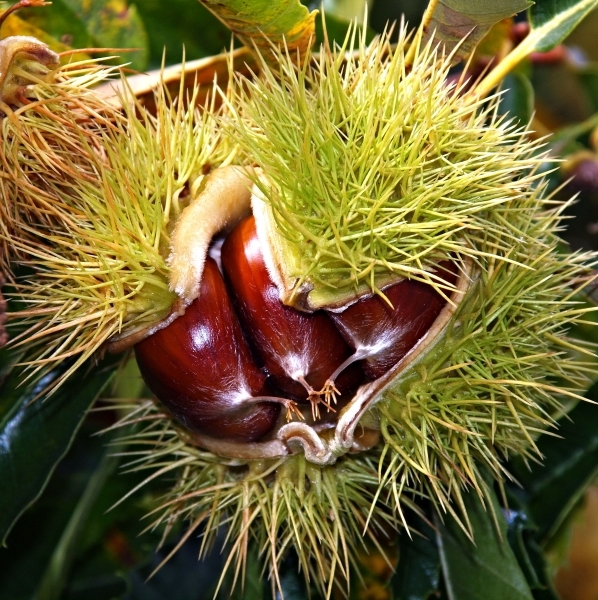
{"left": 221, "top": 216, "right": 364, "bottom": 414}
{"left": 135, "top": 216, "right": 455, "bottom": 444}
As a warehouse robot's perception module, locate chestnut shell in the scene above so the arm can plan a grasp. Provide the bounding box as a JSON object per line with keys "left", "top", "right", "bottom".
{"left": 221, "top": 216, "right": 365, "bottom": 403}
{"left": 135, "top": 257, "right": 280, "bottom": 443}
{"left": 330, "top": 261, "right": 458, "bottom": 379}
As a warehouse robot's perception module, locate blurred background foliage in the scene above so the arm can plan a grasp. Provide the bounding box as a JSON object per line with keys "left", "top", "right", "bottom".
{"left": 3, "top": 0, "right": 598, "bottom": 599}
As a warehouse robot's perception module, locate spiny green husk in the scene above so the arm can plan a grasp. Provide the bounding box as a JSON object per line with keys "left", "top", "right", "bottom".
{"left": 1, "top": 59, "right": 234, "bottom": 386}
{"left": 108, "top": 232, "right": 596, "bottom": 596}
{"left": 107, "top": 399, "right": 419, "bottom": 597}
{"left": 377, "top": 182, "right": 597, "bottom": 513}
{"left": 225, "top": 26, "right": 564, "bottom": 308}
{"left": 102, "top": 27, "right": 598, "bottom": 597}
{"left": 2, "top": 21, "right": 598, "bottom": 600}
{"left": 0, "top": 60, "right": 114, "bottom": 272}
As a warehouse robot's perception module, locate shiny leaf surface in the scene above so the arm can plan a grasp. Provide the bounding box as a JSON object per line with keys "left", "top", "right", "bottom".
{"left": 437, "top": 486, "right": 534, "bottom": 600}
{"left": 0, "top": 361, "right": 116, "bottom": 544}
{"left": 509, "top": 385, "right": 598, "bottom": 544}
{"left": 529, "top": 0, "right": 598, "bottom": 51}
{"left": 0, "top": 415, "right": 120, "bottom": 599}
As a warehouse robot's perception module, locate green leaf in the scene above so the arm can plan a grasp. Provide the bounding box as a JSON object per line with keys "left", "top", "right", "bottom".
{"left": 198, "top": 0, "right": 317, "bottom": 61}
{"left": 370, "top": 0, "right": 426, "bottom": 34}
{"left": 321, "top": 0, "right": 369, "bottom": 24}
{"left": 131, "top": 0, "right": 233, "bottom": 68}
{"left": 33, "top": 442, "right": 122, "bottom": 600}
{"left": 437, "top": 486, "right": 534, "bottom": 600}
{"left": 504, "top": 508, "right": 560, "bottom": 598}
{"left": 8, "top": 1, "right": 92, "bottom": 49}
{"left": 315, "top": 12, "right": 376, "bottom": 47}
{"left": 497, "top": 72, "right": 535, "bottom": 125}
{"left": 0, "top": 361, "right": 116, "bottom": 544}
{"left": 391, "top": 518, "right": 440, "bottom": 600}
{"left": 528, "top": 0, "right": 598, "bottom": 51}
{"left": 579, "top": 65, "right": 598, "bottom": 113}
{"left": 0, "top": 414, "right": 122, "bottom": 600}
{"left": 14, "top": 0, "right": 149, "bottom": 70}
{"left": 422, "top": 0, "right": 531, "bottom": 62}
{"left": 471, "top": 0, "right": 598, "bottom": 98}
{"left": 66, "top": 0, "right": 148, "bottom": 69}
{"left": 509, "top": 385, "right": 598, "bottom": 544}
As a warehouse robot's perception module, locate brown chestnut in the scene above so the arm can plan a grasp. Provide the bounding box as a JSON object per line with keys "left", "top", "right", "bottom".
{"left": 221, "top": 216, "right": 364, "bottom": 416}
{"left": 328, "top": 262, "right": 458, "bottom": 380}
{"left": 135, "top": 257, "right": 296, "bottom": 443}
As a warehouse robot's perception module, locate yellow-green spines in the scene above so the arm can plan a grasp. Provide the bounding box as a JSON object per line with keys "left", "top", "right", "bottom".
{"left": 111, "top": 400, "right": 405, "bottom": 598}
{"left": 2, "top": 60, "right": 232, "bottom": 386}
{"left": 375, "top": 175, "right": 597, "bottom": 515}
{"left": 2, "top": 20, "right": 598, "bottom": 600}
{"left": 225, "top": 27, "right": 561, "bottom": 308}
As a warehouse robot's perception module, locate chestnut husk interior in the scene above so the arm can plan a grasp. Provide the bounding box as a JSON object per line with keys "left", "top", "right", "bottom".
{"left": 134, "top": 212, "right": 470, "bottom": 463}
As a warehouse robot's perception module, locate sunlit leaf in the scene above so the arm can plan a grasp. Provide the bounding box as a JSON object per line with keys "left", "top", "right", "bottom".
{"left": 0, "top": 13, "right": 82, "bottom": 57}
{"left": 529, "top": 0, "right": 598, "bottom": 51}
{"left": 64, "top": 0, "right": 148, "bottom": 69}
{"left": 321, "top": 0, "right": 369, "bottom": 24}
{"left": 473, "top": 17, "right": 513, "bottom": 57}
{"left": 469, "top": 0, "right": 598, "bottom": 99}
{"left": 198, "top": 0, "right": 317, "bottom": 62}
{"left": 8, "top": 0, "right": 148, "bottom": 70}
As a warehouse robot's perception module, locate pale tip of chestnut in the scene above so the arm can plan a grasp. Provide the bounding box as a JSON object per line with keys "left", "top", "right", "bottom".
{"left": 168, "top": 165, "right": 255, "bottom": 304}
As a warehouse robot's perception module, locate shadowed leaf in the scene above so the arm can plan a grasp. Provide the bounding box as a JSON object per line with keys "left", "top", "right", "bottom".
{"left": 33, "top": 442, "right": 122, "bottom": 600}
{"left": 132, "top": 0, "right": 232, "bottom": 68}
{"left": 437, "top": 485, "right": 534, "bottom": 600}
{"left": 391, "top": 516, "right": 440, "bottom": 600}
{"left": 422, "top": 0, "right": 531, "bottom": 62}
{"left": 509, "top": 385, "right": 598, "bottom": 544}
{"left": 497, "top": 72, "right": 535, "bottom": 125}
{"left": 0, "top": 360, "right": 116, "bottom": 544}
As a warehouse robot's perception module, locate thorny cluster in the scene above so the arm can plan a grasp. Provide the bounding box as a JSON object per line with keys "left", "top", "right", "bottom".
{"left": 0, "top": 15, "right": 597, "bottom": 597}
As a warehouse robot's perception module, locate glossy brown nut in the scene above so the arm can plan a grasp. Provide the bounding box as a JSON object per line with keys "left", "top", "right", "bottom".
{"left": 135, "top": 257, "right": 280, "bottom": 442}
{"left": 221, "top": 216, "right": 364, "bottom": 404}
{"left": 329, "top": 262, "right": 458, "bottom": 380}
